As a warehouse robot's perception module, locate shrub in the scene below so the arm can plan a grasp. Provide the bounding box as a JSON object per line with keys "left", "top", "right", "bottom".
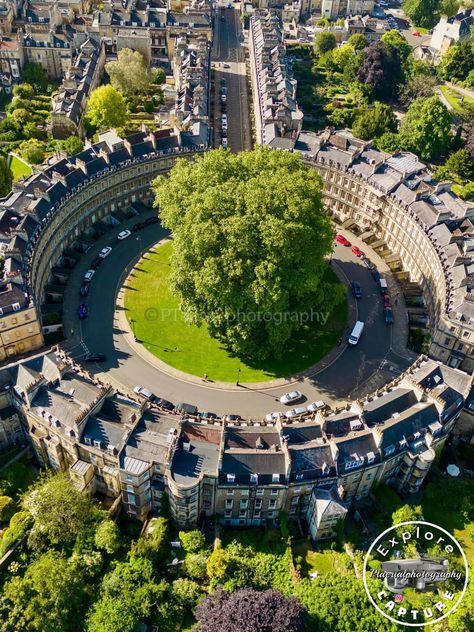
{"left": 0, "top": 496, "right": 15, "bottom": 523}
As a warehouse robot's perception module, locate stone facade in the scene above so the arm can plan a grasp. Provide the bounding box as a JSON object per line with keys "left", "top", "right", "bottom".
{"left": 0, "top": 349, "right": 470, "bottom": 538}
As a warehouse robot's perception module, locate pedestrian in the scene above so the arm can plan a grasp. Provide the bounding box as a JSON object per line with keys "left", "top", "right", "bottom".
{"left": 204, "top": 373, "right": 208, "bottom": 381}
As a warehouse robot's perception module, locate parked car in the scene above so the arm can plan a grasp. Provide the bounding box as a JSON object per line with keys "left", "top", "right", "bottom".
{"left": 133, "top": 386, "right": 155, "bottom": 401}
{"left": 280, "top": 390, "right": 303, "bottom": 405}
{"left": 222, "top": 414, "right": 241, "bottom": 422}
{"left": 199, "top": 411, "right": 218, "bottom": 420}
{"left": 133, "top": 222, "right": 145, "bottom": 231}
{"left": 78, "top": 304, "right": 88, "bottom": 319}
{"left": 307, "top": 400, "right": 326, "bottom": 413}
{"left": 83, "top": 269, "right": 95, "bottom": 283}
{"left": 117, "top": 230, "right": 131, "bottom": 240}
{"left": 84, "top": 352, "right": 106, "bottom": 363}
{"left": 90, "top": 258, "right": 102, "bottom": 270}
{"left": 351, "top": 245, "right": 364, "bottom": 258}
{"left": 223, "top": 63, "right": 230, "bottom": 68}
{"left": 384, "top": 307, "right": 394, "bottom": 324}
{"left": 285, "top": 407, "right": 307, "bottom": 419}
{"left": 144, "top": 216, "right": 159, "bottom": 225}
{"left": 265, "top": 412, "right": 282, "bottom": 422}
{"left": 156, "top": 397, "right": 174, "bottom": 411}
{"left": 99, "top": 246, "right": 112, "bottom": 259}
{"left": 222, "top": 138, "right": 228, "bottom": 149}
{"left": 221, "top": 94, "right": 227, "bottom": 104}
{"left": 80, "top": 284, "right": 90, "bottom": 297}
{"left": 372, "top": 269, "right": 381, "bottom": 283}
{"left": 220, "top": 78, "right": 226, "bottom": 86}
{"left": 335, "top": 234, "right": 350, "bottom": 246}
{"left": 383, "top": 295, "right": 391, "bottom": 308}
{"left": 352, "top": 281, "right": 362, "bottom": 299}
{"left": 175, "top": 402, "right": 198, "bottom": 416}
{"left": 362, "top": 257, "right": 375, "bottom": 270}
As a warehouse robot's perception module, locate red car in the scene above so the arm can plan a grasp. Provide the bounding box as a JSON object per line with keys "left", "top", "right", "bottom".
{"left": 351, "top": 245, "right": 364, "bottom": 258}
{"left": 412, "top": 31, "right": 421, "bottom": 37}
{"left": 336, "top": 234, "right": 351, "bottom": 246}
{"left": 383, "top": 295, "right": 392, "bottom": 308}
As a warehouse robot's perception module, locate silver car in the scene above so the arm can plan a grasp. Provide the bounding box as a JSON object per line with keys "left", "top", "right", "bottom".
{"left": 280, "top": 390, "right": 303, "bottom": 405}
{"left": 285, "top": 406, "right": 307, "bottom": 419}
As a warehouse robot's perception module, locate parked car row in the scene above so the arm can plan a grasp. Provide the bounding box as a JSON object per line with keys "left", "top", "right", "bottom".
{"left": 133, "top": 386, "right": 242, "bottom": 420}
{"left": 379, "top": 276, "right": 394, "bottom": 324}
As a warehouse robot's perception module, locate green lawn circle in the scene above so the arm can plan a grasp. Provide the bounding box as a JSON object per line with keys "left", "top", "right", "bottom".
{"left": 124, "top": 241, "right": 348, "bottom": 383}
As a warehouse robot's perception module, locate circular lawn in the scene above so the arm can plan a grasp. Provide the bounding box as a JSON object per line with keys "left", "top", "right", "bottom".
{"left": 124, "top": 241, "right": 348, "bottom": 383}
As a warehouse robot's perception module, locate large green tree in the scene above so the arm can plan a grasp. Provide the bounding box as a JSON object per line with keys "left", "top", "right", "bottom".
{"left": 352, "top": 102, "right": 397, "bottom": 141}
{"left": 403, "top": 0, "right": 440, "bottom": 29}
{"left": 0, "top": 156, "right": 13, "bottom": 197}
{"left": 22, "top": 473, "right": 97, "bottom": 548}
{"left": 399, "top": 96, "right": 452, "bottom": 160}
{"left": 86, "top": 85, "right": 128, "bottom": 131}
{"left": 438, "top": 41, "right": 474, "bottom": 83}
{"left": 313, "top": 31, "right": 337, "bottom": 57}
{"left": 153, "top": 148, "right": 337, "bottom": 360}
{"left": 105, "top": 48, "right": 154, "bottom": 98}
{"left": 0, "top": 551, "right": 91, "bottom": 632}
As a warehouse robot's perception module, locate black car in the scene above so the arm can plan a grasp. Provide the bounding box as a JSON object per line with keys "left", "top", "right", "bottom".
{"left": 90, "top": 257, "right": 102, "bottom": 270}
{"left": 384, "top": 307, "right": 394, "bottom": 325}
{"left": 145, "top": 216, "right": 159, "bottom": 225}
{"left": 351, "top": 281, "right": 362, "bottom": 299}
{"left": 156, "top": 397, "right": 174, "bottom": 411}
{"left": 371, "top": 269, "right": 381, "bottom": 283}
{"left": 133, "top": 222, "right": 145, "bottom": 231}
{"left": 222, "top": 414, "right": 241, "bottom": 422}
{"left": 363, "top": 257, "right": 375, "bottom": 270}
{"left": 78, "top": 304, "right": 88, "bottom": 319}
{"left": 84, "top": 353, "right": 107, "bottom": 363}
{"left": 80, "top": 283, "right": 90, "bottom": 297}
{"left": 199, "top": 411, "right": 218, "bottom": 420}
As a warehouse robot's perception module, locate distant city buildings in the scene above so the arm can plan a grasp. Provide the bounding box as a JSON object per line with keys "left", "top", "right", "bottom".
{"left": 415, "top": 7, "right": 474, "bottom": 64}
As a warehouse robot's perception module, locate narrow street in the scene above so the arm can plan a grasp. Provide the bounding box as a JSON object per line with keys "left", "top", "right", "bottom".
{"left": 212, "top": 4, "right": 252, "bottom": 152}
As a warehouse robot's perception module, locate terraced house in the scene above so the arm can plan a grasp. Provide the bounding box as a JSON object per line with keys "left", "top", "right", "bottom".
{"left": 0, "top": 349, "right": 470, "bottom": 539}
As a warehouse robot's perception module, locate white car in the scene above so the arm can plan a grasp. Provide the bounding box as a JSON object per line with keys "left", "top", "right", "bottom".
{"left": 117, "top": 230, "right": 131, "bottom": 240}
{"left": 223, "top": 63, "right": 230, "bottom": 68}
{"left": 99, "top": 246, "right": 112, "bottom": 258}
{"left": 222, "top": 138, "right": 228, "bottom": 148}
{"left": 83, "top": 269, "right": 95, "bottom": 283}
{"left": 221, "top": 94, "right": 227, "bottom": 104}
{"left": 221, "top": 114, "right": 228, "bottom": 124}
{"left": 280, "top": 390, "right": 303, "bottom": 405}
{"left": 265, "top": 412, "right": 282, "bottom": 422}
{"left": 133, "top": 386, "right": 155, "bottom": 401}
{"left": 307, "top": 400, "right": 326, "bottom": 413}
{"left": 285, "top": 407, "right": 307, "bottom": 419}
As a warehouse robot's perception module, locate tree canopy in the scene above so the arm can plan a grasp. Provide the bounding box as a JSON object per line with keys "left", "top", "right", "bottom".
{"left": 86, "top": 85, "right": 128, "bottom": 131}
{"left": 438, "top": 41, "right": 474, "bottom": 83}
{"left": 0, "top": 157, "right": 13, "bottom": 198}
{"left": 399, "top": 96, "right": 452, "bottom": 160}
{"left": 352, "top": 102, "right": 397, "bottom": 141}
{"left": 357, "top": 41, "right": 402, "bottom": 100}
{"left": 402, "top": 0, "right": 440, "bottom": 28}
{"left": 195, "top": 588, "right": 306, "bottom": 632}
{"left": 153, "top": 148, "right": 338, "bottom": 360}
{"left": 313, "top": 31, "right": 337, "bottom": 57}
{"left": 105, "top": 48, "right": 154, "bottom": 98}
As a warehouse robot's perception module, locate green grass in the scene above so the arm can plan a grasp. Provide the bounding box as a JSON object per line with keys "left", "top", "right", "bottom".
{"left": 440, "top": 85, "right": 474, "bottom": 114}
{"left": 292, "top": 539, "right": 350, "bottom": 577}
{"left": 124, "top": 241, "right": 348, "bottom": 383}
{"left": 9, "top": 154, "right": 32, "bottom": 181}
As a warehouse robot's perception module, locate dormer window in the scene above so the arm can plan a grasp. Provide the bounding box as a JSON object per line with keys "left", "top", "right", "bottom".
{"left": 272, "top": 473, "right": 280, "bottom": 483}
{"left": 384, "top": 445, "right": 395, "bottom": 457}
{"left": 227, "top": 473, "right": 235, "bottom": 483}
{"left": 93, "top": 439, "right": 101, "bottom": 449}
{"left": 84, "top": 436, "right": 92, "bottom": 446}
{"left": 12, "top": 302, "right": 20, "bottom": 311}
{"left": 367, "top": 451, "right": 375, "bottom": 464}
{"left": 250, "top": 473, "right": 258, "bottom": 484}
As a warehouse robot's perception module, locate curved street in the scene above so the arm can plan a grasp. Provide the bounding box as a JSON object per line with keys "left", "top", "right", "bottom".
{"left": 62, "top": 208, "right": 416, "bottom": 419}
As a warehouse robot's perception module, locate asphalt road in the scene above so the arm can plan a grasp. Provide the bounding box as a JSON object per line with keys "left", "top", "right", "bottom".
{"left": 212, "top": 4, "right": 251, "bottom": 152}
{"left": 62, "top": 213, "right": 412, "bottom": 419}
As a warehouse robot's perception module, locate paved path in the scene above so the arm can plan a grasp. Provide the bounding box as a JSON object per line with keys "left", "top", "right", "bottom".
{"left": 61, "top": 211, "right": 416, "bottom": 419}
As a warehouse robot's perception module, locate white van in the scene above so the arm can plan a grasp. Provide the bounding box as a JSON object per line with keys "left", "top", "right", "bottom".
{"left": 379, "top": 278, "right": 388, "bottom": 294}
{"left": 348, "top": 321, "right": 365, "bottom": 345}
